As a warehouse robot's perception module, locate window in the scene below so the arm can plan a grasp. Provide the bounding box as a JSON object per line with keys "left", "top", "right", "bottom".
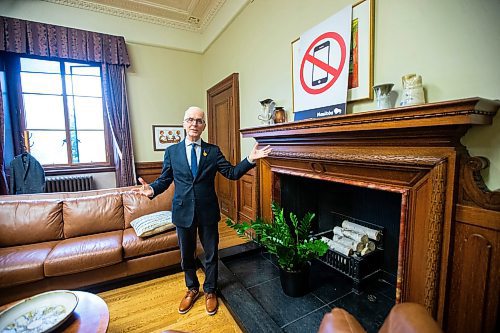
{"left": 19, "top": 57, "right": 111, "bottom": 168}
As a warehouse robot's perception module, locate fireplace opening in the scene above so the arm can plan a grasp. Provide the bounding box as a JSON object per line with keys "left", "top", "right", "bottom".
{"left": 278, "top": 173, "right": 402, "bottom": 293}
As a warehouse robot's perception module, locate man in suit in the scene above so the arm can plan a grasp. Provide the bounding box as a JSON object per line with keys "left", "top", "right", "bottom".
{"left": 134, "top": 106, "right": 271, "bottom": 315}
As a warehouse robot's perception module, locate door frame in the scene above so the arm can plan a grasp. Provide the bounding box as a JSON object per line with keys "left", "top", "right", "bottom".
{"left": 207, "top": 73, "right": 241, "bottom": 220}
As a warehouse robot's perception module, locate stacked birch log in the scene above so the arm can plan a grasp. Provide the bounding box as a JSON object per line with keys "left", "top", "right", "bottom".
{"left": 321, "top": 220, "right": 382, "bottom": 257}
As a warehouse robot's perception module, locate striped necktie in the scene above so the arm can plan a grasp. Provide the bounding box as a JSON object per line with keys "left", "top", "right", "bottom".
{"left": 190, "top": 143, "right": 198, "bottom": 177}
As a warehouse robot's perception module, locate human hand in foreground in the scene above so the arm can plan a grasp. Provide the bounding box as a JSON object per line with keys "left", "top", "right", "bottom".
{"left": 132, "top": 177, "right": 154, "bottom": 197}
{"left": 248, "top": 143, "right": 272, "bottom": 163}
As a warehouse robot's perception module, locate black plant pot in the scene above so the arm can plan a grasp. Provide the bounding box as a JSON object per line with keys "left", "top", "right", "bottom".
{"left": 279, "top": 263, "right": 310, "bottom": 297}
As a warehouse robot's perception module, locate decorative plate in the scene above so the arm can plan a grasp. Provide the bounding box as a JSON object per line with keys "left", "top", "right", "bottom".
{"left": 0, "top": 290, "right": 78, "bottom": 333}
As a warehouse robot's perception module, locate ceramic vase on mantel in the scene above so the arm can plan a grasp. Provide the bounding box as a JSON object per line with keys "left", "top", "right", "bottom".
{"left": 273, "top": 107, "right": 286, "bottom": 123}
{"left": 373, "top": 83, "right": 394, "bottom": 110}
{"left": 258, "top": 98, "right": 276, "bottom": 125}
{"left": 400, "top": 74, "right": 425, "bottom": 106}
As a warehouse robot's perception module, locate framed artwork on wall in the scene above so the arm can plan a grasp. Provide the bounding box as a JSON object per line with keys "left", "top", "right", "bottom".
{"left": 348, "top": 0, "right": 374, "bottom": 102}
{"left": 292, "top": 0, "right": 375, "bottom": 112}
{"left": 152, "top": 125, "right": 185, "bottom": 151}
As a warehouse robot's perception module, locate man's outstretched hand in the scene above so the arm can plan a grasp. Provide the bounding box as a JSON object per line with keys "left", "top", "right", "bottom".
{"left": 248, "top": 143, "right": 272, "bottom": 163}
{"left": 132, "top": 177, "right": 154, "bottom": 197}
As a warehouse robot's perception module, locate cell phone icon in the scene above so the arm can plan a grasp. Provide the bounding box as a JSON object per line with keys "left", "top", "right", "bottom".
{"left": 311, "top": 40, "right": 330, "bottom": 86}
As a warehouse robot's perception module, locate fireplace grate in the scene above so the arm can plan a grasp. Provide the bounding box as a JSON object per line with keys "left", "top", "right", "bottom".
{"left": 315, "top": 213, "right": 385, "bottom": 294}
{"left": 317, "top": 231, "right": 383, "bottom": 293}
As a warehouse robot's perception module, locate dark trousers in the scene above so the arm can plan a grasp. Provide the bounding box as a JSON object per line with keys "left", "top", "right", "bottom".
{"left": 176, "top": 214, "right": 219, "bottom": 293}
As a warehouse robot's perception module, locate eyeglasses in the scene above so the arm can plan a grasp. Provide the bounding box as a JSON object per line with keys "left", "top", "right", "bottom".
{"left": 184, "top": 118, "right": 205, "bottom": 125}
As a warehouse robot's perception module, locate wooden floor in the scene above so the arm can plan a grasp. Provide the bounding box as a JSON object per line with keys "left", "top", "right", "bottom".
{"left": 99, "top": 221, "right": 250, "bottom": 333}
{"left": 217, "top": 218, "right": 250, "bottom": 250}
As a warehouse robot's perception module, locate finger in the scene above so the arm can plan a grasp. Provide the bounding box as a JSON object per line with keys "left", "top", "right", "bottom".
{"left": 138, "top": 177, "right": 148, "bottom": 186}
{"left": 253, "top": 143, "right": 258, "bottom": 151}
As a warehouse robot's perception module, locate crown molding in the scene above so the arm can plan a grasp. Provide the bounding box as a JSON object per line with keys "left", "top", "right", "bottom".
{"left": 199, "top": 0, "right": 225, "bottom": 32}
{"left": 42, "top": 0, "right": 226, "bottom": 33}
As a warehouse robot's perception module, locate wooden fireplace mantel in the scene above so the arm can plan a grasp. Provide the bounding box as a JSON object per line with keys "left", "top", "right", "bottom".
{"left": 241, "top": 97, "right": 500, "bottom": 333}
{"left": 241, "top": 97, "right": 499, "bottom": 143}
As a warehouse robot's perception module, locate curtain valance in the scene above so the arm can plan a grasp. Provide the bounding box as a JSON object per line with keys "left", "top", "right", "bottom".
{"left": 0, "top": 16, "right": 130, "bottom": 66}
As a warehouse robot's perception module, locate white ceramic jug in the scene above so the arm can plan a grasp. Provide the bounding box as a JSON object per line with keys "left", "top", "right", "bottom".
{"left": 258, "top": 99, "right": 276, "bottom": 125}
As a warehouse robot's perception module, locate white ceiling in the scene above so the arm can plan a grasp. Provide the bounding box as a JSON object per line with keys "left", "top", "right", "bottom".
{"left": 43, "top": 0, "right": 234, "bottom": 33}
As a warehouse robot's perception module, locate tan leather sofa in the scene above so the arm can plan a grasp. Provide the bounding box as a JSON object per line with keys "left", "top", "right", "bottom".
{"left": 0, "top": 185, "right": 181, "bottom": 305}
{"left": 318, "top": 303, "right": 443, "bottom": 333}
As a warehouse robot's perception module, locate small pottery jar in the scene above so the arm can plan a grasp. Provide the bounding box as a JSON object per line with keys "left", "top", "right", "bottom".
{"left": 400, "top": 74, "right": 425, "bottom": 106}
{"left": 258, "top": 98, "right": 276, "bottom": 125}
{"left": 273, "top": 107, "right": 286, "bottom": 123}
{"left": 373, "top": 83, "right": 394, "bottom": 109}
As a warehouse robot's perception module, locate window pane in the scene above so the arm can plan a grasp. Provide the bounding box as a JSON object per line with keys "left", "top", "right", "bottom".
{"left": 65, "top": 74, "right": 74, "bottom": 95}
{"left": 65, "top": 75, "right": 102, "bottom": 97}
{"left": 23, "top": 94, "right": 65, "bottom": 129}
{"left": 69, "top": 130, "right": 80, "bottom": 163}
{"left": 72, "top": 131, "right": 106, "bottom": 163}
{"left": 18, "top": 58, "right": 109, "bottom": 168}
{"left": 21, "top": 58, "right": 60, "bottom": 73}
{"left": 67, "top": 96, "right": 104, "bottom": 130}
{"left": 29, "top": 130, "right": 68, "bottom": 165}
{"left": 65, "top": 62, "right": 100, "bottom": 76}
{"left": 21, "top": 72, "right": 62, "bottom": 94}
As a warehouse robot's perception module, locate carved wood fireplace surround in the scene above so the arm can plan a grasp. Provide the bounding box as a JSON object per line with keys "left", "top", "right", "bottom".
{"left": 241, "top": 98, "right": 499, "bottom": 333}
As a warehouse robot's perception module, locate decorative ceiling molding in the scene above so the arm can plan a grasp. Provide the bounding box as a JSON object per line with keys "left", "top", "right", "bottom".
{"left": 42, "top": 0, "right": 227, "bottom": 33}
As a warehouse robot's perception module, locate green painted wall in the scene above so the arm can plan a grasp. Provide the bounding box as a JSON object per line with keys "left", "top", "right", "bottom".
{"left": 202, "top": 0, "right": 500, "bottom": 189}
{"left": 126, "top": 44, "right": 202, "bottom": 162}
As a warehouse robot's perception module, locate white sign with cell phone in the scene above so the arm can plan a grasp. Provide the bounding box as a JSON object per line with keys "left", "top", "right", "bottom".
{"left": 293, "top": 6, "right": 352, "bottom": 120}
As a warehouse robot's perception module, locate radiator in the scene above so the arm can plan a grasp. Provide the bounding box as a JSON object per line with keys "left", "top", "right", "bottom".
{"left": 45, "top": 175, "right": 94, "bottom": 193}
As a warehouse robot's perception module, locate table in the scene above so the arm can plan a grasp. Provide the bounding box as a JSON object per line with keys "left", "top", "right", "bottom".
{"left": 0, "top": 291, "right": 109, "bottom": 333}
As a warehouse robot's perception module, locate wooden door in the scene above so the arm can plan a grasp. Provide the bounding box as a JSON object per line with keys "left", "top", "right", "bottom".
{"left": 207, "top": 73, "right": 240, "bottom": 221}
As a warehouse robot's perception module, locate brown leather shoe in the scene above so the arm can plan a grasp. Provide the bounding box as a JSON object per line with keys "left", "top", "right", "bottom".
{"left": 178, "top": 289, "right": 199, "bottom": 314}
{"left": 205, "top": 292, "right": 218, "bottom": 316}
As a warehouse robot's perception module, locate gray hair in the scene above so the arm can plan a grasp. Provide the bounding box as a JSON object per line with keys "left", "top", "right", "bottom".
{"left": 184, "top": 106, "right": 205, "bottom": 120}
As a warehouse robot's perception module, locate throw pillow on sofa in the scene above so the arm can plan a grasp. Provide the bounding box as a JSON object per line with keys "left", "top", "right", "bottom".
{"left": 130, "top": 211, "right": 175, "bottom": 237}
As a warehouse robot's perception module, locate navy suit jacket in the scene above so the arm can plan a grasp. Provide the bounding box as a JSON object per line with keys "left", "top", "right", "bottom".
{"left": 9, "top": 153, "right": 46, "bottom": 194}
{"left": 150, "top": 139, "right": 254, "bottom": 227}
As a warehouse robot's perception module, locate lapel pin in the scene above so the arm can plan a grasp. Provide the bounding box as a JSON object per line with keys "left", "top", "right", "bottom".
{"left": 203, "top": 150, "right": 208, "bottom": 157}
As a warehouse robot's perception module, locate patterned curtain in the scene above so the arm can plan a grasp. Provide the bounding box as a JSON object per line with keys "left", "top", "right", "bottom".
{"left": 0, "top": 16, "right": 130, "bottom": 65}
{"left": 0, "top": 79, "right": 8, "bottom": 195}
{"left": 101, "top": 63, "right": 136, "bottom": 187}
{"left": 0, "top": 55, "right": 25, "bottom": 195}
{"left": 3, "top": 56, "right": 24, "bottom": 157}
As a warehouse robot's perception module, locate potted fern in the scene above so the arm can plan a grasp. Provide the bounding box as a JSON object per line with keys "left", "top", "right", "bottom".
{"left": 226, "top": 202, "right": 328, "bottom": 297}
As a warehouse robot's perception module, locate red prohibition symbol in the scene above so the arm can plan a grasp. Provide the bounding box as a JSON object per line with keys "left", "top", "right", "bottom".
{"left": 300, "top": 32, "right": 347, "bottom": 95}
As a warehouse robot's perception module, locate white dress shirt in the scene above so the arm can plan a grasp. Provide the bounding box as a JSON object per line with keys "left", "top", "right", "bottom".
{"left": 185, "top": 138, "right": 202, "bottom": 168}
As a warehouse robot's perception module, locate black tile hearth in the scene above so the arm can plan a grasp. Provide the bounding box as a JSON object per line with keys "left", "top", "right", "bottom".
{"left": 308, "top": 261, "right": 354, "bottom": 304}
{"left": 225, "top": 252, "right": 280, "bottom": 288}
{"left": 218, "top": 244, "right": 394, "bottom": 333}
{"left": 282, "top": 306, "right": 330, "bottom": 333}
{"left": 218, "top": 261, "right": 281, "bottom": 333}
{"left": 363, "top": 275, "right": 397, "bottom": 303}
{"left": 332, "top": 292, "right": 392, "bottom": 332}
{"left": 248, "top": 276, "right": 326, "bottom": 328}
